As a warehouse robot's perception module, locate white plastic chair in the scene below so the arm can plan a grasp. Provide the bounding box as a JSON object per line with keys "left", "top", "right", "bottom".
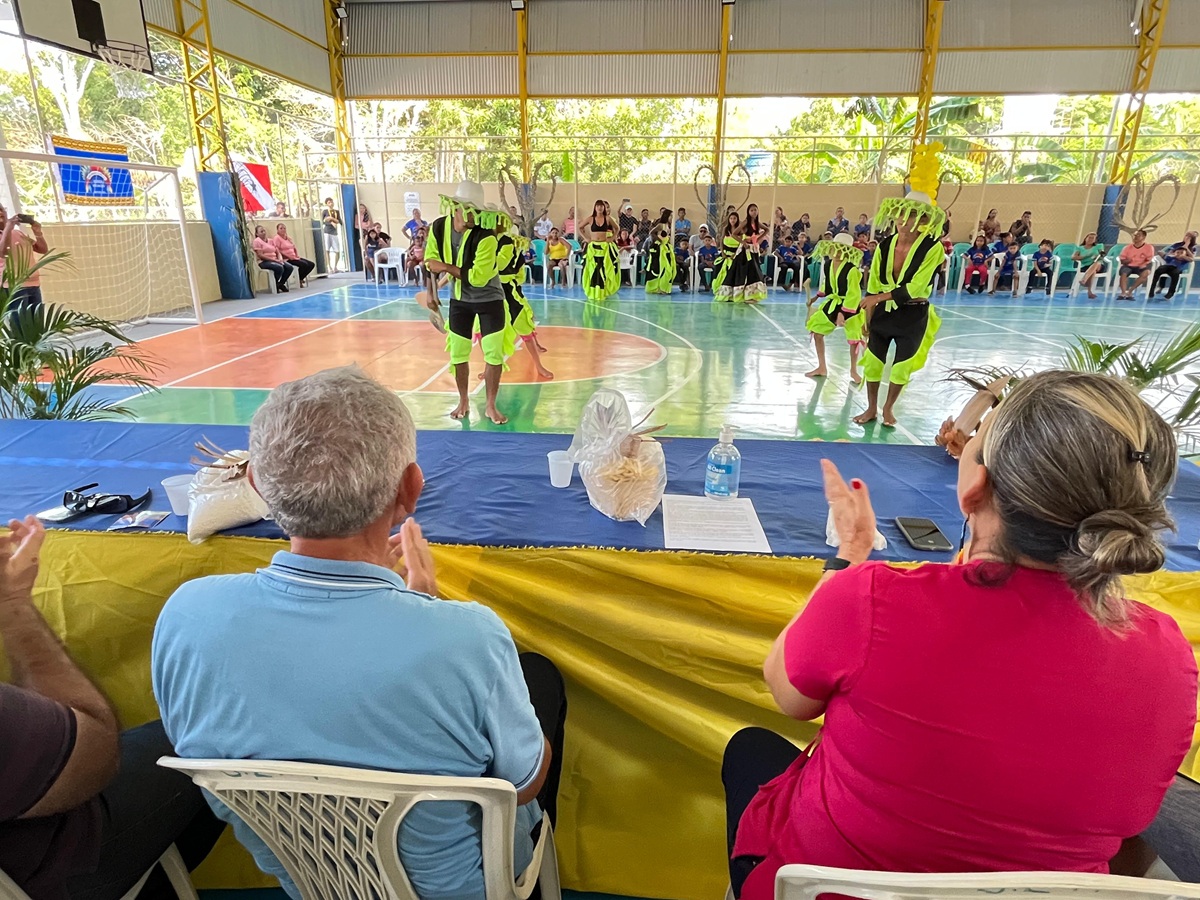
{"left": 772, "top": 254, "right": 806, "bottom": 291}
{"left": 374, "top": 249, "right": 405, "bottom": 286}
{"left": 0, "top": 845, "right": 196, "bottom": 900}
{"left": 774, "top": 865, "right": 1200, "bottom": 900}
{"left": 158, "top": 758, "right": 560, "bottom": 900}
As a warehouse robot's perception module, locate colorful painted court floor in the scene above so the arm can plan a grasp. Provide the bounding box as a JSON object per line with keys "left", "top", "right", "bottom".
{"left": 119, "top": 277, "right": 1200, "bottom": 445}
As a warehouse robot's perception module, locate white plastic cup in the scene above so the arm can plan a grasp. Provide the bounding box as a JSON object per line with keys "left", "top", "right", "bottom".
{"left": 161, "top": 474, "right": 192, "bottom": 516}
{"left": 547, "top": 451, "right": 573, "bottom": 488}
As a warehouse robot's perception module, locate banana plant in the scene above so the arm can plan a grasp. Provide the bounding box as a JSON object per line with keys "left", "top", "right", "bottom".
{"left": 0, "top": 249, "right": 159, "bottom": 420}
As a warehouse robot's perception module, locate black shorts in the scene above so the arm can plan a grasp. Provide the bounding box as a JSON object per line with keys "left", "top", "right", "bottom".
{"left": 866, "top": 302, "right": 928, "bottom": 365}
{"left": 1120, "top": 265, "right": 1147, "bottom": 276}
{"left": 448, "top": 298, "right": 507, "bottom": 340}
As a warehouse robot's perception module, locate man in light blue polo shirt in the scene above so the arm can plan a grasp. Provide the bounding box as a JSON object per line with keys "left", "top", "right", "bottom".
{"left": 152, "top": 367, "right": 566, "bottom": 900}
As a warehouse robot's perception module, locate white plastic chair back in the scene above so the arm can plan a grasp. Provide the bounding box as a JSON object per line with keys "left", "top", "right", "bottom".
{"left": 158, "top": 758, "right": 559, "bottom": 900}
{"left": 0, "top": 845, "right": 196, "bottom": 900}
{"left": 374, "top": 252, "right": 405, "bottom": 286}
{"left": 775, "top": 865, "right": 1200, "bottom": 900}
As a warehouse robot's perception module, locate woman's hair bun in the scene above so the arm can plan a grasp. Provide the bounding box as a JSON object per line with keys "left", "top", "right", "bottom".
{"left": 1072, "top": 508, "right": 1166, "bottom": 577}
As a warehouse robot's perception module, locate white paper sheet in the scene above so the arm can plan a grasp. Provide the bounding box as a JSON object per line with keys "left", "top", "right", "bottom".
{"left": 661, "top": 494, "right": 773, "bottom": 554}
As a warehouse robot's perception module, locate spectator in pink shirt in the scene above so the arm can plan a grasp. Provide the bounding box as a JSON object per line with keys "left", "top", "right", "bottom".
{"left": 722, "top": 370, "right": 1197, "bottom": 900}
{"left": 271, "top": 224, "right": 314, "bottom": 287}
{"left": 1117, "top": 229, "right": 1156, "bottom": 300}
{"left": 252, "top": 224, "right": 293, "bottom": 293}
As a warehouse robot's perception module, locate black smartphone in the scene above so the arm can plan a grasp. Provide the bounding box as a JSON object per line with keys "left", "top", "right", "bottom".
{"left": 15, "top": 213, "right": 35, "bottom": 224}
{"left": 894, "top": 517, "right": 954, "bottom": 553}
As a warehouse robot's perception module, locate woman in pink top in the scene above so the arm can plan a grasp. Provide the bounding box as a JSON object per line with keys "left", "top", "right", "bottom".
{"left": 252, "top": 224, "right": 294, "bottom": 293}
{"left": 723, "top": 370, "right": 1197, "bottom": 900}
{"left": 272, "top": 223, "right": 314, "bottom": 287}
{"left": 1117, "top": 229, "right": 1156, "bottom": 300}
{"left": 0, "top": 203, "right": 49, "bottom": 311}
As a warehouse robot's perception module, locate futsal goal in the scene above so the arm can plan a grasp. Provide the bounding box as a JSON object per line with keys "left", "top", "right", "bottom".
{"left": 0, "top": 148, "right": 204, "bottom": 326}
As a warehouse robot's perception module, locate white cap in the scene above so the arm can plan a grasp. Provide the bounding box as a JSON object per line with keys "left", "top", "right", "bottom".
{"left": 719, "top": 424, "right": 736, "bottom": 443}
{"left": 450, "top": 179, "right": 486, "bottom": 208}
{"left": 904, "top": 190, "right": 933, "bottom": 205}
{"left": 833, "top": 232, "right": 855, "bottom": 247}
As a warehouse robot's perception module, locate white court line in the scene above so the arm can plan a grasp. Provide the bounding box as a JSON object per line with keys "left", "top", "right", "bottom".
{"left": 937, "top": 305, "right": 1065, "bottom": 348}
{"left": 749, "top": 304, "right": 814, "bottom": 355}
{"left": 888, "top": 419, "right": 922, "bottom": 445}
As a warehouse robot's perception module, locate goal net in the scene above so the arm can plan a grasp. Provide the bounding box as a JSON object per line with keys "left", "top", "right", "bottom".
{"left": 0, "top": 149, "right": 203, "bottom": 326}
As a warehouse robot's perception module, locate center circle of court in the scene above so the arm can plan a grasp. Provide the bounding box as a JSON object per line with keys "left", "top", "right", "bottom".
{"left": 160, "top": 320, "right": 667, "bottom": 391}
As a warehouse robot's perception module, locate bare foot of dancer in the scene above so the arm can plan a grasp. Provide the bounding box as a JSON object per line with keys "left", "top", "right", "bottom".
{"left": 853, "top": 409, "right": 878, "bottom": 425}
{"left": 450, "top": 400, "right": 470, "bottom": 420}
{"left": 881, "top": 407, "right": 898, "bottom": 427}
{"left": 806, "top": 367, "right": 827, "bottom": 378}
{"left": 536, "top": 341, "right": 548, "bottom": 352}
{"left": 536, "top": 365, "right": 555, "bottom": 379}
{"left": 484, "top": 405, "right": 508, "bottom": 425}
{"left": 850, "top": 370, "right": 863, "bottom": 386}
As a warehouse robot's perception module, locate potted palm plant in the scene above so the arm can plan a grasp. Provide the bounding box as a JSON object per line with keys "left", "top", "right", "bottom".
{"left": 0, "top": 248, "right": 159, "bottom": 419}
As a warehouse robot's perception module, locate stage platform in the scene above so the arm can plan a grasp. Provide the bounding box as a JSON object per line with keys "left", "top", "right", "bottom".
{"left": 3, "top": 420, "right": 1200, "bottom": 899}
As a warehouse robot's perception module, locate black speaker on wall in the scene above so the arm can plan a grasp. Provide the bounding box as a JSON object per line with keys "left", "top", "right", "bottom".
{"left": 72, "top": 0, "right": 107, "bottom": 47}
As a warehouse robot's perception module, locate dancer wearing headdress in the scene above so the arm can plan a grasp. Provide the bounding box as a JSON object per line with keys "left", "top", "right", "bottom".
{"left": 582, "top": 199, "right": 620, "bottom": 300}
{"left": 422, "top": 180, "right": 512, "bottom": 424}
{"left": 853, "top": 189, "right": 946, "bottom": 428}
{"left": 805, "top": 233, "right": 866, "bottom": 386}
{"left": 644, "top": 224, "right": 678, "bottom": 295}
{"left": 496, "top": 225, "right": 553, "bottom": 379}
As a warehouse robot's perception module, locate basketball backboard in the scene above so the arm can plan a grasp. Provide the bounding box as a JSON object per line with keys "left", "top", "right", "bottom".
{"left": 11, "top": 0, "right": 153, "bottom": 74}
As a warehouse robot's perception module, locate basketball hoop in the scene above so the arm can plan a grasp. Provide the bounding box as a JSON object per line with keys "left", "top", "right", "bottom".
{"left": 94, "top": 40, "right": 151, "bottom": 74}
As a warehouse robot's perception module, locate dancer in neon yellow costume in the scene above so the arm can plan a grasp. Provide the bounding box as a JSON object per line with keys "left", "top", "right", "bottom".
{"left": 644, "top": 225, "right": 677, "bottom": 295}
{"left": 853, "top": 185, "right": 946, "bottom": 428}
{"left": 805, "top": 232, "right": 866, "bottom": 386}
{"left": 423, "top": 180, "right": 512, "bottom": 424}
{"left": 496, "top": 225, "right": 553, "bottom": 379}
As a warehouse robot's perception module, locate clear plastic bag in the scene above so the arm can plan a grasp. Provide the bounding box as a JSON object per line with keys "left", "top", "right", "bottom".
{"left": 186, "top": 449, "right": 272, "bottom": 544}
{"left": 567, "top": 389, "right": 667, "bottom": 525}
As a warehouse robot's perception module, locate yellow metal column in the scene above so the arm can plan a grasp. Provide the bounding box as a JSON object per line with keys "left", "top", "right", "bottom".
{"left": 912, "top": 0, "right": 945, "bottom": 150}
{"left": 326, "top": 0, "right": 354, "bottom": 180}
{"left": 517, "top": 4, "right": 531, "bottom": 182}
{"left": 174, "top": 0, "right": 230, "bottom": 172}
{"left": 712, "top": 1, "right": 732, "bottom": 178}
{"left": 1108, "top": 0, "right": 1170, "bottom": 184}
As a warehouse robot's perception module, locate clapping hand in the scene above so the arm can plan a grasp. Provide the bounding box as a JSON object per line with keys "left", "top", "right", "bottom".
{"left": 821, "top": 459, "right": 876, "bottom": 565}
{"left": 387, "top": 518, "right": 439, "bottom": 597}
{"left": 0, "top": 516, "right": 46, "bottom": 603}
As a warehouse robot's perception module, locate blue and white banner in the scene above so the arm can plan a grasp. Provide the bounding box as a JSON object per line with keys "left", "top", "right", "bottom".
{"left": 49, "top": 136, "right": 136, "bottom": 207}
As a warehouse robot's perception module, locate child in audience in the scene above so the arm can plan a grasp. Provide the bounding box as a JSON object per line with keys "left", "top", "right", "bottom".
{"left": 1072, "top": 232, "right": 1106, "bottom": 300}
{"left": 852, "top": 233, "right": 869, "bottom": 251}
{"left": 853, "top": 214, "right": 871, "bottom": 240}
{"left": 963, "top": 234, "right": 991, "bottom": 294}
{"left": 990, "top": 235, "right": 1021, "bottom": 297}
{"left": 618, "top": 228, "right": 635, "bottom": 286}
{"left": 862, "top": 239, "right": 876, "bottom": 271}
{"left": 774, "top": 235, "right": 805, "bottom": 292}
{"left": 1027, "top": 239, "right": 1055, "bottom": 296}
{"left": 991, "top": 231, "right": 1010, "bottom": 255}
{"left": 674, "top": 237, "right": 692, "bottom": 287}
{"left": 697, "top": 235, "right": 719, "bottom": 292}
{"left": 545, "top": 228, "right": 571, "bottom": 288}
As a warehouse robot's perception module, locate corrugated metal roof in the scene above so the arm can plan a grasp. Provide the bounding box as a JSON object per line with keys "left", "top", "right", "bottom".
{"left": 243, "top": 0, "right": 327, "bottom": 48}
{"left": 529, "top": 0, "right": 717, "bottom": 53}
{"left": 1150, "top": 48, "right": 1200, "bottom": 91}
{"left": 529, "top": 52, "right": 717, "bottom": 97}
{"left": 347, "top": 1, "right": 516, "bottom": 55}
{"left": 727, "top": 52, "right": 921, "bottom": 96}
{"left": 942, "top": 0, "right": 1135, "bottom": 48}
{"left": 346, "top": 54, "right": 519, "bottom": 97}
{"left": 936, "top": 49, "right": 1135, "bottom": 94}
{"left": 142, "top": 0, "right": 175, "bottom": 32}
{"left": 1161, "top": 0, "right": 1200, "bottom": 45}
{"left": 209, "top": 0, "right": 332, "bottom": 92}
{"left": 733, "top": 0, "right": 922, "bottom": 51}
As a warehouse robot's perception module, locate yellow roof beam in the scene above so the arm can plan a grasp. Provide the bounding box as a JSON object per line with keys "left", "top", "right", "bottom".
{"left": 1109, "top": 0, "right": 1170, "bottom": 184}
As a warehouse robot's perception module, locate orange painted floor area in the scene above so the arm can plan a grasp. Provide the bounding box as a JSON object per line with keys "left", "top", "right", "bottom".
{"left": 133, "top": 318, "right": 666, "bottom": 392}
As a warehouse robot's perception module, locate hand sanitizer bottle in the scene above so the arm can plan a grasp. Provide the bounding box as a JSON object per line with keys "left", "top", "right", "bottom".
{"left": 704, "top": 425, "right": 741, "bottom": 500}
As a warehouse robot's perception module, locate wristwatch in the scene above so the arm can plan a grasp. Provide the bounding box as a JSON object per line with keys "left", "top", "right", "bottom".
{"left": 823, "top": 557, "right": 852, "bottom": 572}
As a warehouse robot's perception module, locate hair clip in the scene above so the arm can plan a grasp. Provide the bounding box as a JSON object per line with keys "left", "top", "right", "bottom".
{"left": 1129, "top": 449, "right": 1151, "bottom": 465}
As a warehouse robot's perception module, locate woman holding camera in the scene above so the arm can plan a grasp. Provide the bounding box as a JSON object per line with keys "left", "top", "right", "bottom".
{"left": 0, "top": 203, "right": 49, "bottom": 312}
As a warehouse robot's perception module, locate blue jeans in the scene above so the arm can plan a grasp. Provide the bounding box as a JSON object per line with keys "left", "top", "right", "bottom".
{"left": 64, "top": 720, "right": 225, "bottom": 900}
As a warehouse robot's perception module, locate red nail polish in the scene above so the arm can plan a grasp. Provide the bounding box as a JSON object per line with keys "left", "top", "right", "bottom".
{"left": 851, "top": 479, "right": 863, "bottom": 489}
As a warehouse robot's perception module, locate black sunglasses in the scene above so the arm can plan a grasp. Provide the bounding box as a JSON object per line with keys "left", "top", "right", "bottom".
{"left": 63, "top": 483, "right": 152, "bottom": 515}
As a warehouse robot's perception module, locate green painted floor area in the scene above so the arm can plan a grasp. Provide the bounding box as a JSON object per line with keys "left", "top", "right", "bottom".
{"left": 129, "top": 285, "right": 1200, "bottom": 447}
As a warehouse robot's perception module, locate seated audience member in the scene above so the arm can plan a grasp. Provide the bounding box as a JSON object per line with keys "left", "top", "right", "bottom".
{"left": 675, "top": 208, "right": 693, "bottom": 239}
{"left": 790, "top": 213, "right": 812, "bottom": 241}
{"left": 991, "top": 232, "right": 1010, "bottom": 255}
{"left": 153, "top": 367, "right": 567, "bottom": 900}
{"left": 534, "top": 211, "right": 555, "bottom": 241}
{"left": 723, "top": 370, "right": 1197, "bottom": 900}
{"left": 853, "top": 214, "right": 871, "bottom": 240}
{"left": 1117, "top": 229, "right": 1155, "bottom": 300}
{"left": 773, "top": 207, "right": 789, "bottom": 245}
{"left": 963, "top": 234, "right": 992, "bottom": 294}
{"left": 545, "top": 228, "right": 571, "bottom": 287}
{"left": 697, "top": 235, "right": 719, "bottom": 291}
{"left": 1150, "top": 231, "right": 1196, "bottom": 301}
{"left": 405, "top": 225, "right": 428, "bottom": 283}
{"left": 861, "top": 239, "right": 877, "bottom": 273}
{"left": 774, "top": 235, "right": 805, "bottom": 292}
{"left": 979, "top": 208, "right": 1001, "bottom": 242}
{"left": 1010, "top": 210, "right": 1033, "bottom": 245}
{"left": 363, "top": 227, "right": 391, "bottom": 281}
{"left": 852, "top": 233, "right": 869, "bottom": 251}
{"left": 690, "top": 224, "right": 710, "bottom": 253}
{"left": 991, "top": 235, "right": 1021, "bottom": 297}
{"left": 674, "top": 237, "right": 691, "bottom": 287}
{"left": 0, "top": 517, "right": 224, "bottom": 899}
{"left": 827, "top": 207, "right": 849, "bottom": 236}
{"left": 273, "top": 201, "right": 287, "bottom": 217}
{"left": 794, "top": 232, "right": 814, "bottom": 258}
{"left": 1027, "top": 239, "right": 1056, "bottom": 296}
{"left": 562, "top": 207, "right": 576, "bottom": 240}
{"left": 403, "top": 208, "right": 428, "bottom": 243}
{"left": 1073, "top": 232, "right": 1106, "bottom": 300}
{"left": 252, "top": 224, "right": 293, "bottom": 292}
{"left": 935, "top": 236, "right": 953, "bottom": 294}
{"left": 272, "top": 223, "right": 315, "bottom": 287}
